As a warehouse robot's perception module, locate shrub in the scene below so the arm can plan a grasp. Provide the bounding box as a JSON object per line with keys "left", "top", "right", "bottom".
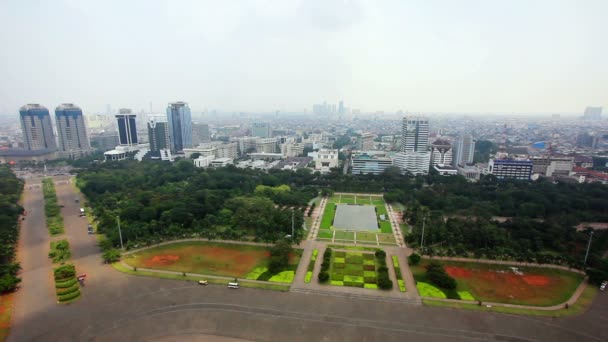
{"left": 320, "top": 261, "right": 330, "bottom": 272}
{"left": 426, "top": 262, "right": 457, "bottom": 290}
{"left": 102, "top": 248, "right": 121, "bottom": 263}
{"left": 304, "top": 271, "right": 312, "bottom": 283}
{"left": 377, "top": 274, "right": 393, "bottom": 289}
{"left": 56, "top": 283, "right": 80, "bottom": 295}
{"left": 374, "top": 250, "right": 386, "bottom": 259}
{"left": 318, "top": 271, "right": 330, "bottom": 282}
{"left": 54, "top": 264, "right": 75, "bottom": 280}
{"left": 55, "top": 278, "right": 77, "bottom": 288}
{"left": 408, "top": 253, "right": 421, "bottom": 265}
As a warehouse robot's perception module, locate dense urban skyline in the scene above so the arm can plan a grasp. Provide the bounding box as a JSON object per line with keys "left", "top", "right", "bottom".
{"left": 1, "top": 0, "right": 607, "bottom": 115}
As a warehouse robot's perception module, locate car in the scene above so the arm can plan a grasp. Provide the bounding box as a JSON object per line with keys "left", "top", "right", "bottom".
{"left": 198, "top": 280, "right": 208, "bottom": 285}
{"left": 601, "top": 281, "right": 607, "bottom": 291}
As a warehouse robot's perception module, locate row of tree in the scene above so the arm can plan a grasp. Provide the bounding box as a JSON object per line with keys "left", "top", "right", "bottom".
{"left": 0, "top": 166, "right": 24, "bottom": 293}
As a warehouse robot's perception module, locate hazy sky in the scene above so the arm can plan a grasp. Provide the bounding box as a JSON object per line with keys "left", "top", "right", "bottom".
{"left": 0, "top": 0, "right": 606, "bottom": 114}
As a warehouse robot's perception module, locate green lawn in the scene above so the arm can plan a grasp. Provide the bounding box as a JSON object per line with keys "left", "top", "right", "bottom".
{"left": 318, "top": 230, "right": 333, "bottom": 239}
{"left": 412, "top": 259, "right": 584, "bottom": 306}
{"left": 334, "top": 231, "right": 355, "bottom": 241}
{"left": 378, "top": 221, "right": 392, "bottom": 233}
{"left": 320, "top": 203, "right": 336, "bottom": 229}
{"left": 355, "top": 197, "right": 371, "bottom": 205}
{"left": 327, "top": 245, "right": 381, "bottom": 252}
{"left": 340, "top": 197, "right": 355, "bottom": 204}
{"left": 124, "top": 241, "right": 301, "bottom": 282}
{"left": 377, "top": 234, "right": 396, "bottom": 244}
{"left": 356, "top": 232, "right": 377, "bottom": 242}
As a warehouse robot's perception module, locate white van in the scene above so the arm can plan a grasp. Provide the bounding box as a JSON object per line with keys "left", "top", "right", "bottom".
{"left": 79, "top": 208, "right": 85, "bottom": 216}
{"left": 227, "top": 282, "right": 239, "bottom": 289}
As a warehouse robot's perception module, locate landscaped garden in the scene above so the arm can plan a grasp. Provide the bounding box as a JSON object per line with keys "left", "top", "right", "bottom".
{"left": 124, "top": 241, "right": 302, "bottom": 283}
{"left": 49, "top": 239, "right": 71, "bottom": 264}
{"left": 318, "top": 248, "right": 392, "bottom": 290}
{"left": 411, "top": 258, "right": 584, "bottom": 306}
{"left": 304, "top": 249, "right": 318, "bottom": 283}
{"left": 316, "top": 194, "right": 398, "bottom": 246}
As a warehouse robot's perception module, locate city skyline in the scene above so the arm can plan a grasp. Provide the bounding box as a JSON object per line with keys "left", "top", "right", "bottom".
{"left": 1, "top": 1, "right": 607, "bottom": 114}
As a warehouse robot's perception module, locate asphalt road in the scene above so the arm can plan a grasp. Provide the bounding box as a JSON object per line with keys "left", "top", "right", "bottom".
{"left": 9, "top": 176, "right": 608, "bottom": 342}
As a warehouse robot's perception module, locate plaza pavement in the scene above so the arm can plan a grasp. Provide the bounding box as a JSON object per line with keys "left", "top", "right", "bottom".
{"left": 8, "top": 177, "right": 608, "bottom": 341}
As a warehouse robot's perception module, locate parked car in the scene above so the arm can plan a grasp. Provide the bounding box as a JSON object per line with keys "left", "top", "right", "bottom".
{"left": 198, "top": 280, "right": 208, "bottom": 285}
{"left": 601, "top": 281, "right": 607, "bottom": 291}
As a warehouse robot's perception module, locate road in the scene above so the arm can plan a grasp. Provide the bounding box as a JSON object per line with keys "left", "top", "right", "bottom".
{"left": 9, "top": 176, "right": 608, "bottom": 341}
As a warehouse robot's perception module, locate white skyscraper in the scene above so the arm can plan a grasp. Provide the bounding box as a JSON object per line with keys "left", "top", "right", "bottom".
{"left": 395, "top": 117, "right": 431, "bottom": 175}
{"left": 452, "top": 134, "right": 475, "bottom": 166}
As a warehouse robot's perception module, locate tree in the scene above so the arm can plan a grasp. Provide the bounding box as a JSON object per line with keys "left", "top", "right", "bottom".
{"left": 408, "top": 253, "right": 421, "bottom": 265}
{"left": 102, "top": 249, "right": 122, "bottom": 263}
{"left": 268, "top": 240, "right": 292, "bottom": 274}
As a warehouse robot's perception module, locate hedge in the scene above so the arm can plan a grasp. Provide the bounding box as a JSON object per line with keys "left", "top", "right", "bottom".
{"left": 58, "top": 290, "right": 81, "bottom": 302}
{"left": 54, "top": 264, "right": 76, "bottom": 280}
{"left": 56, "top": 283, "right": 80, "bottom": 295}
{"left": 55, "top": 278, "right": 77, "bottom": 288}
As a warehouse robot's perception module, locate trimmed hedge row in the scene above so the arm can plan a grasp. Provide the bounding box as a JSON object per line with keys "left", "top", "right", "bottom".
{"left": 375, "top": 250, "right": 392, "bottom": 290}
{"left": 392, "top": 255, "right": 406, "bottom": 292}
{"left": 318, "top": 248, "right": 332, "bottom": 282}
{"left": 56, "top": 283, "right": 80, "bottom": 295}
{"left": 55, "top": 278, "right": 77, "bottom": 288}
{"left": 58, "top": 290, "right": 81, "bottom": 302}
{"left": 41, "top": 178, "right": 64, "bottom": 235}
{"left": 49, "top": 239, "right": 71, "bottom": 264}
{"left": 304, "top": 249, "right": 318, "bottom": 283}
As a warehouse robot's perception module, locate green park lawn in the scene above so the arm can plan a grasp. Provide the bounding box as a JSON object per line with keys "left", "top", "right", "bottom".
{"left": 320, "top": 203, "right": 336, "bottom": 229}
{"left": 334, "top": 231, "right": 355, "bottom": 241}
{"left": 356, "top": 232, "right": 377, "bottom": 242}
{"left": 124, "top": 241, "right": 301, "bottom": 283}
{"left": 412, "top": 259, "right": 584, "bottom": 306}
{"left": 318, "top": 229, "right": 333, "bottom": 239}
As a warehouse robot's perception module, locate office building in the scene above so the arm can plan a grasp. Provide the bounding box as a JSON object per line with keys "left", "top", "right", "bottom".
{"left": 90, "top": 133, "right": 119, "bottom": 152}
{"left": 19, "top": 104, "right": 57, "bottom": 150}
{"left": 488, "top": 159, "right": 533, "bottom": 180}
{"left": 256, "top": 138, "right": 277, "bottom": 153}
{"left": 192, "top": 123, "right": 211, "bottom": 146}
{"left": 166, "top": 102, "right": 192, "bottom": 152}
{"left": 115, "top": 109, "right": 138, "bottom": 146}
{"left": 433, "top": 164, "right": 458, "bottom": 176}
{"left": 452, "top": 134, "right": 475, "bottom": 166}
{"left": 397, "top": 116, "right": 431, "bottom": 174}
{"left": 55, "top": 103, "right": 90, "bottom": 159}
{"left": 430, "top": 140, "right": 452, "bottom": 166}
{"left": 583, "top": 106, "right": 602, "bottom": 120}
{"left": 531, "top": 156, "right": 573, "bottom": 177}
{"left": 313, "top": 149, "right": 339, "bottom": 173}
{"left": 251, "top": 122, "right": 271, "bottom": 138}
{"left": 351, "top": 152, "right": 393, "bottom": 175}
{"left": 281, "top": 142, "right": 305, "bottom": 157}
{"left": 358, "top": 133, "right": 375, "bottom": 150}
{"left": 147, "top": 117, "right": 170, "bottom": 152}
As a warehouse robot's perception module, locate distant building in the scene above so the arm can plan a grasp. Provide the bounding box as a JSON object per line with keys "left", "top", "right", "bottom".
{"left": 273, "top": 157, "right": 313, "bottom": 171}
{"left": 251, "top": 122, "right": 271, "bottom": 138}
{"left": 209, "top": 157, "right": 234, "bottom": 168}
{"left": 166, "top": 102, "right": 192, "bottom": 152}
{"left": 452, "top": 134, "right": 475, "bottom": 166}
{"left": 314, "top": 149, "right": 339, "bottom": 173}
{"left": 433, "top": 164, "right": 458, "bottom": 176}
{"left": 256, "top": 138, "right": 277, "bottom": 154}
{"left": 488, "top": 159, "right": 533, "bottom": 180}
{"left": 457, "top": 164, "right": 481, "bottom": 181}
{"left": 531, "top": 156, "right": 573, "bottom": 176}
{"left": 55, "top": 103, "right": 90, "bottom": 159}
{"left": 192, "top": 123, "right": 211, "bottom": 146}
{"left": 357, "top": 133, "right": 375, "bottom": 150}
{"left": 576, "top": 132, "right": 599, "bottom": 149}
{"left": 430, "top": 139, "right": 452, "bottom": 166}
{"left": 147, "top": 117, "right": 170, "bottom": 152}
{"left": 0, "top": 148, "right": 58, "bottom": 163}
{"left": 351, "top": 152, "right": 393, "bottom": 175}
{"left": 183, "top": 142, "right": 238, "bottom": 160}
{"left": 281, "top": 142, "right": 305, "bottom": 157}
{"left": 19, "top": 104, "right": 57, "bottom": 150}
{"left": 397, "top": 117, "right": 430, "bottom": 174}
{"left": 193, "top": 155, "right": 215, "bottom": 168}
{"left": 90, "top": 133, "right": 119, "bottom": 152}
{"left": 583, "top": 106, "right": 602, "bottom": 120}
{"left": 115, "top": 109, "right": 138, "bottom": 146}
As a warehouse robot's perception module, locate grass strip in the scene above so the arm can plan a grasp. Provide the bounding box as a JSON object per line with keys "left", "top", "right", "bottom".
{"left": 112, "top": 262, "right": 290, "bottom": 291}
{"left": 391, "top": 255, "right": 406, "bottom": 291}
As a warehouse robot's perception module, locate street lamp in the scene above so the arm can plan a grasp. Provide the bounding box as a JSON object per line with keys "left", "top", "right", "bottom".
{"left": 291, "top": 208, "right": 295, "bottom": 241}
{"left": 584, "top": 230, "right": 594, "bottom": 266}
{"left": 116, "top": 215, "right": 124, "bottom": 250}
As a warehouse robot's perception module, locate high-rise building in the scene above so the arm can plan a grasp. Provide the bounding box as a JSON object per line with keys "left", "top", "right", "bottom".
{"left": 147, "top": 117, "right": 170, "bottom": 152}
{"left": 251, "top": 122, "right": 271, "bottom": 138}
{"left": 166, "top": 102, "right": 192, "bottom": 152}
{"left": 192, "top": 123, "right": 211, "bottom": 146}
{"left": 115, "top": 108, "right": 138, "bottom": 146}
{"left": 430, "top": 140, "right": 452, "bottom": 166}
{"left": 452, "top": 134, "right": 475, "bottom": 166}
{"left": 55, "top": 103, "right": 90, "bottom": 159}
{"left": 583, "top": 106, "right": 602, "bottom": 120}
{"left": 395, "top": 116, "right": 431, "bottom": 174}
{"left": 401, "top": 117, "right": 429, "bottom": 153}
{"left": 338, "top": 101, "right": 345, "bottom": 115}
{"left": 19, "top": 104, "right": 57, "bottom": 150}
{"left": 489, "top": 159, "right": 533, "bottom": 180}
